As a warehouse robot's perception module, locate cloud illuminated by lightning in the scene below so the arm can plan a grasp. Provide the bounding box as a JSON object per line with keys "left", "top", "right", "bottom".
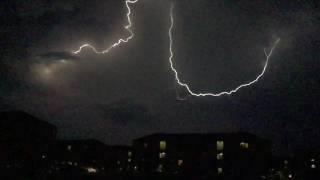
{"left": 168, "top": 4, "right": 280, "bottom": 97}
{"left": 73, "top": 0, "right": 138, "bottom": 54}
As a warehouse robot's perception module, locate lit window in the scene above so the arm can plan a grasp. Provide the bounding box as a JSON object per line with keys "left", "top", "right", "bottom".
{"left": 217, "top": 141, "right": 224, "bottom": 151}
{"left": 311, "top": 164, "right": 316, "bottom": 169}
{"left": 128, "top": 158, "right": 132, "bottom": 162}
{"left": 157, "top": 164, "right": 163, "bottom": 172}
{"left": 159, "top": 152, "right": 166, "bottom": 159}
{"left": 288, "top": 174, "right": 293, "bottom": 178}
{"left": 87, "top": 167, "right": 97, "bottom": 173}
{"left": 128, "top": 151, "right": 132, "bottom": 157}
{"left": 160, "top": 141, "right": 166, "bottom": 151}
{"left": 217, "top": 152, "right": 224, "bottom": 160}
{"left": 311, "top": 158, "right": 315, "bottom": 162}
{"left": 67, "top": 145, "right": 72, "bottom": 151}
{"left": 117, "top": 161, "right": 121, "bottom": 165}
{"left": 217, "top": 167, "right": 223, "bottom": 174}
{"left": 177, "top": 159, "right": 183, "bottom": 166}
{"left": 240, "top": 142, "right": 249, "bottom": 149}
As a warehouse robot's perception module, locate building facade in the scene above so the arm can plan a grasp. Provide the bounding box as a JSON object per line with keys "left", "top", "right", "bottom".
{"left": 133, "top": 132, "right": 271, "bottom": 179}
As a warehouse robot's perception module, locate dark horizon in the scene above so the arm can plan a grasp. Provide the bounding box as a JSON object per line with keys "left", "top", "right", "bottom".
{"left": 0, "top": 109, "right": 319, "bottom": 179}
{"left": 1, "top": 109, "right": 319, "bottom": 156}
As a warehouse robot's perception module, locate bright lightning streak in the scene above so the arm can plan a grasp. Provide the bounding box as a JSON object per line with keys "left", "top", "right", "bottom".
{"left": 168, "top": 4, "right": 280, "bottom": 97}
{"left": 73, "top": 0, "right": 138, "bottom": 55}
{"left": 72, "top": 1, "right": 280, "bottom": 98}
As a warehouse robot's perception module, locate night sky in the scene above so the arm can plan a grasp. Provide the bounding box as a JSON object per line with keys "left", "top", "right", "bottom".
{"left": 0, "top": 0, "right": 319, "bottom": 154}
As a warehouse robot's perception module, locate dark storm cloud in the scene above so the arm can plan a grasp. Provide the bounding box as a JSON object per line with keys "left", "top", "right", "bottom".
{"left": 98, "top": 99, "right": 152, "bottom": 126}
{"left": 36, "top": 51, "right": 80, "bottom": 62}
{"left": 1, "top": 0, "right": 320, "bottom": 153}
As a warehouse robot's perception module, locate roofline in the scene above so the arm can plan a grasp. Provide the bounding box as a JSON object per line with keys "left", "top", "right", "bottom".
{"left": 133, "top": 132, "right": 264, "bottom": 142}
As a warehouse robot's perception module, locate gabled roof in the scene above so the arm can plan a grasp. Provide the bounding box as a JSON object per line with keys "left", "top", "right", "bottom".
{"left": 0, "top": 110, "right": 55, "bottom": 128}
{"left": 0, "top": 110, "right": 57, "bottom": 141}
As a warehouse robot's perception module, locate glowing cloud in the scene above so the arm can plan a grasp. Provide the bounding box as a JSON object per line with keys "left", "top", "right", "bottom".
{"left": 168, "top": 4, "right": 280, "bottom": 97}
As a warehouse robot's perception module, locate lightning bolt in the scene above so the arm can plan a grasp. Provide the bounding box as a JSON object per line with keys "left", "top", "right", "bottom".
{"left": 73, "top": 0, "right": 138, "bottom": 55}
{"left": 168, "top": 4, "right": 280, "bottom": 97}
{"left": 72, "top": 1, "right": 280, "bottom": 98}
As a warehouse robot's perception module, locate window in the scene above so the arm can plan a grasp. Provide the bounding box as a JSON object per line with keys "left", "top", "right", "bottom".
{"left": 160, "top": 141, "right": 166, "bottom": 151}
{"left": 159, "top": 152, "right": 166, "bottom": 159}
{"left": 217, "top": 167, "right": 223, "bottom": 174}
{"left": 216, "top": 141, "right": 224, "bottom": 151}
{"left": 157, "top": 164, "right": 163, "bottom": 172}
{"left": 128, "top": 151, "right": 132, "bottom": 157}
{"left": 67, "top": 145, "right": 72, "bottom": 151}
{"left": 177, "top": 159, "right": 183, "bottom": 166}
{"left": 217, "top": 152, "right": 224, "bottom": 160}
{"left": 240, "top": 142, "right": 249, "bottom": 149}
{"left": 87, "top": 167, "right": 97, "bottom": 174}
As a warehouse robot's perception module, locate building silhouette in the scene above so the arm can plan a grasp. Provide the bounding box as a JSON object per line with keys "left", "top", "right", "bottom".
{"left": 0, "top": 111, "right": 57, "bottom": 178}
{"left": 133, "top": 132, "right": 271, "bottom": 179}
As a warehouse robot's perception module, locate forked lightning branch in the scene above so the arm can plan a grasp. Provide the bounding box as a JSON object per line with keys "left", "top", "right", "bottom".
{"left": 72, "top": 0, "right": 280, "bottom": 97}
